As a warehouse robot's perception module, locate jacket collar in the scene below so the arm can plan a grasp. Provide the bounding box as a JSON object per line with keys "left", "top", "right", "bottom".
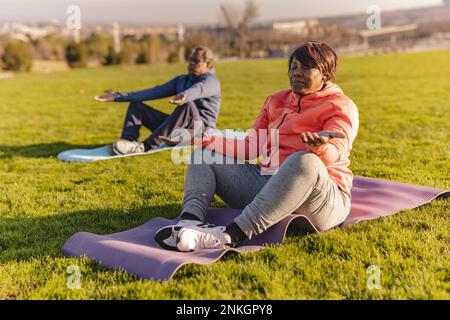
{"left": 188, "top": 68, "right": 215, "bottom": 81}
{"left": 289, "top": 82, "right": 342, "bottom": 108}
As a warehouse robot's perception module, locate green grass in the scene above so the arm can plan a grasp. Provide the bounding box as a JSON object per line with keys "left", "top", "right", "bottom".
{"left": 0, "top": 50, "right": 448, "bottom": 299}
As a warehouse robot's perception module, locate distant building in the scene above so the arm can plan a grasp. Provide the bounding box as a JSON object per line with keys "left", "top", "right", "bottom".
{"left": 0, "top": 22, "right": 49, "bottom": 40}
{"left": 360, "top": 24, "right": 418, "bottom": 48}
{"left": 272, "top": 19, "right": 319, "bottom": 36}
{"left": 121, "top": 26, "right": 178, "bottom": 40}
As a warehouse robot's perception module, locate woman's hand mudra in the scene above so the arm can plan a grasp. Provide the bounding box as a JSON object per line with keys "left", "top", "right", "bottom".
{"left": 301, "top": 131, "right": 345, "bottom": 147}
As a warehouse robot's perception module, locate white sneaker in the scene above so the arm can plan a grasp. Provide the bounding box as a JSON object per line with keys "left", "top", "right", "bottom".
{"left": 176, "top": 225, "right": 232, "bottom": 251}
{"left": 154, "top": 220, "right": 204, "bottom": 251}
{"left": 112, "top": 139, "right": 145, "bottom": 155}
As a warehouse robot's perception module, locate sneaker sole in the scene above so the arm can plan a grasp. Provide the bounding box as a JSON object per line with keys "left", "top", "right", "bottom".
{"left": 154, "top": 226, "right": 182, "bottom": 251}
{"left": 112, "top": 144, "right": 124, "bottom": 156}
{"left": 154, "top": 221, "right": 213, "bottom": 251}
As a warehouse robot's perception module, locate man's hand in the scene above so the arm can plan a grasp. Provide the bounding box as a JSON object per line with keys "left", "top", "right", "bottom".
{"left": 169, "top": 93, "right": 187, "bottom": 105}
{"left": 159, "top": 134, "right": 193, "bottom": 146}
{"left": 94, "top": 90, "right": 117, "bottom": 102}
{"left": 301, "top": 131, "right": 345, "bottom": 147}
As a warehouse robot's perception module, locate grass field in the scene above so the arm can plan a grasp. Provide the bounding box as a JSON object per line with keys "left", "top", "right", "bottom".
{"left": 0, "top": 50, "right": 448, "bottom": 299}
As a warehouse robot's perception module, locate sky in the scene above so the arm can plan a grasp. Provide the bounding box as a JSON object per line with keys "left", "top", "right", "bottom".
{"left": 0, "top": 0, "right": 444, "bottom": 25}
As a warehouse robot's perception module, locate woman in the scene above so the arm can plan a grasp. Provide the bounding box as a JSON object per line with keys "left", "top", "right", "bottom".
{"left": 155, "top": 40, "right": 359, "bottom": 252}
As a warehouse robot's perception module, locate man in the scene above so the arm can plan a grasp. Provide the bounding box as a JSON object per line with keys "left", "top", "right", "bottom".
{"left": 94, "top": 46, "right": 221, "bottom": 155}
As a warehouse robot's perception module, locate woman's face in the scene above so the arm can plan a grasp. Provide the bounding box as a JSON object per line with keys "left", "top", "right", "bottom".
{"left": 289, "top": 58, "right": 325, "bottom": 96}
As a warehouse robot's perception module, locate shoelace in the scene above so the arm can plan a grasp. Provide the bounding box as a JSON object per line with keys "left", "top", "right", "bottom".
{"left": 198, "top": 229, "right": 228, "bottom": 249}
{"left": 127, "top": 141, "right": 143, "bottom": 153}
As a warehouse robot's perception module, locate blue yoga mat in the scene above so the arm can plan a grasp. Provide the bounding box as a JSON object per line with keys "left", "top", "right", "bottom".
{"left": 57, "top": 144, "right": 184, "bottom": 163}
{"left": 57, "top": 130, "right": 246, "bottom": 163}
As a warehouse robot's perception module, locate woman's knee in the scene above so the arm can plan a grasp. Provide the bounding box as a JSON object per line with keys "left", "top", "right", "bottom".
{"left": 284, "top": 151, "right": 324, "bottom": 173}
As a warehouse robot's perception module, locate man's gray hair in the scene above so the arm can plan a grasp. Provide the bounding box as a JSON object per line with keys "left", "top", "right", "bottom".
{"left": 191, "top": 46, "right": 215, "bottom": 66}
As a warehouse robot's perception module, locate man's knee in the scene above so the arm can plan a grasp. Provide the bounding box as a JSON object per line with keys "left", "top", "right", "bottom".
{"left": 172, "top": 102, "right": 195, "bottom": 115}
{"left": 182, "top": 101, "right": 197, "bottom": 109}
{"left": 128, "top": 101, "right": 146, "bottom": 110}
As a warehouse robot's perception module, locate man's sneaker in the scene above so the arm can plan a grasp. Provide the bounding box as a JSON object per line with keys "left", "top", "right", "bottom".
{"left": 154, "top": 219, "right": 204, "bottom": 251}
{"left": 176, "top": 225, "right": 232, "bottom": 252}
{"left": 112, "top": 139, "right": 145, "bottom": 155}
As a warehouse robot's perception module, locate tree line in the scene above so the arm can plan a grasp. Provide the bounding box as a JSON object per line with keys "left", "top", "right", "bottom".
{"left": 0, "top": 32, "right": 185, "bottom": 72}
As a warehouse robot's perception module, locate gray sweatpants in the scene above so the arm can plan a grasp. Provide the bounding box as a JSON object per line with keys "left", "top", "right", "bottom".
{"left": 182, "top": 148, "right": 351, "bottom": 239}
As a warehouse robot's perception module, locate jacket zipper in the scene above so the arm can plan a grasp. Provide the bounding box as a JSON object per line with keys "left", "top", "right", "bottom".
{"left": 264, "top": 98, "right": 301, "bottom": 168}
{"left": 266, "top": 97, "right": 300, "bottom": 167}
{"left": 263, "top": 113, "right": 288, "bottom": 168}
{"left": 276, "top": 113, "right": 288, "bottom": 130}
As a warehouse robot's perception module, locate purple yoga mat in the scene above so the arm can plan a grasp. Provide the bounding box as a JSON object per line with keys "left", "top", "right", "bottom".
{"left": 62, "top": 176, "right": 448, "bottom": 280}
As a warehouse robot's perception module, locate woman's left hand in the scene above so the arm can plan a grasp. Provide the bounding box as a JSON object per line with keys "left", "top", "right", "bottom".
{"left": 301, "top": 131, "right": 345, "bottom": 147}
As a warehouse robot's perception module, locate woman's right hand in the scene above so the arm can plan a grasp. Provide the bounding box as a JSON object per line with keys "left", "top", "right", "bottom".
{"left": 301, "top": 131, "right": 345, "bottom": 147}
{"left": 94, "top": 89, "right": 117, "bottom": 102}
